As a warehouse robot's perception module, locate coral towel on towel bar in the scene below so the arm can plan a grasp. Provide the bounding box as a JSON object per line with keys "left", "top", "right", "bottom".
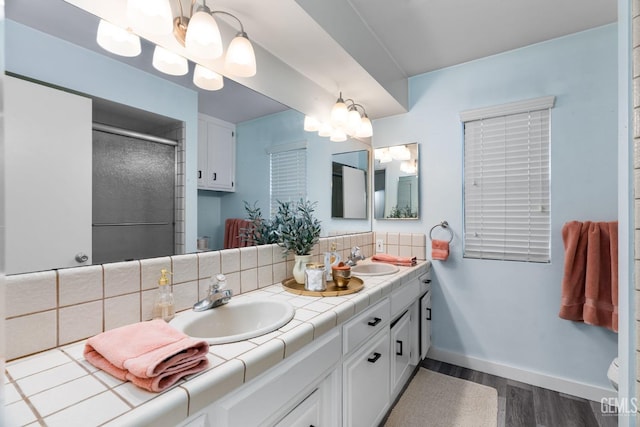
{"left": 559, "top": 221, "right": 618, "bottom": 332}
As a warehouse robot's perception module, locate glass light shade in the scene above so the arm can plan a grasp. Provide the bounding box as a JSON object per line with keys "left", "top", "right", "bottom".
{"left": 390, "top": 145, "right": 411, "bottom": 160}
{"left": 330, "top": 128, "right": 347, "bottom": 142}
{"left": 318, "top": 123, "right": 332, "bottom": 137}
{"left": 304, "top": 116, "right": 320, "bottom": 132}
{"left": 330, "top": 99, "right": 348, "bottom": 129}
{"left": 355, "top": 115, "right": 373, "bottom": 138}
{"left": 126, "top": 0, "right": 173, "bottom": 35}
{"left": 152, "top": 46, "right": 188, "bottom": 76}
{"left": 193, "top": 64, "right": 224, "bottom": 90}
{"left": 345, "top": 109, "right": 362, "bottom": 136}
{"left": 185, "top": 10, "right": 223, "bottom": 60}
{"left": 97, "top": 20, "right": 141, "bottom": 57}
{"left": 400, "top": 160, "right": 417, "bottom": 174}
{"left": 224, "top": 35, "right": 256, "bottom": 77}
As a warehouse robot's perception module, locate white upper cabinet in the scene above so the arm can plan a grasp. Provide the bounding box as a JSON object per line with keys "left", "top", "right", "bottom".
{"left": 197, "top": 114, "right": 236, "bottom": 192}
{"left": 5, "top": 76, "right": 93, "bottom": 274}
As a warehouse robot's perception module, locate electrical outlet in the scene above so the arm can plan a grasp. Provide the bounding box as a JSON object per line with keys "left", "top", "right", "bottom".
{"left": 376, "top": 239, "right": 385, "bottom": 253}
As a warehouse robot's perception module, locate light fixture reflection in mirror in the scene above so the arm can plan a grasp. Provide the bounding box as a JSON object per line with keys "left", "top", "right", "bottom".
{"left": 331, "top": 150, "right": 369, "bottom": 219}
{"left": 374, "top": 143, "right": 419, "bottom": 219}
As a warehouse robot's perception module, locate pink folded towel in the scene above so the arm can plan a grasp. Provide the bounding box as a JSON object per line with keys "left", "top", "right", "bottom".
{"left": 372, "top": 254, "right": 417, "bottom": 266}
{"left": 432, "top": 239, "right": 449, "bottom": 261}
{"left": 84, "top": 319, "right": 209, "bottom": 392}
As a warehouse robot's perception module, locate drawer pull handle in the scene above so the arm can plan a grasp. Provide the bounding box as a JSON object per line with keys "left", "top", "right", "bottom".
{"left": 367, "top": 317, "right": 382, "bottom": 327}
{"left": 426, "top": 308, "right": 431, "bottom": 320}
{"left": 396, "top": 340, "right": 403, "bottom": 356}
{"left": 367, "top": 352, "right": 382, "bottom": 363}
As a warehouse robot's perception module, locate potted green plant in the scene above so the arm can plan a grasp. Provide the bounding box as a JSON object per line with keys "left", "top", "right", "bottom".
{"left": 241, "top": 201, "right": 277, "bottom": 245}
{"left": 272, "top": 199, "right": 322, "bottom": 284}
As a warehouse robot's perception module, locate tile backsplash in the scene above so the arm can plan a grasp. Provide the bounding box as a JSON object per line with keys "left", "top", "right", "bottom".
{"left": 4, "top": 232, "right": 426, "bottom": 361}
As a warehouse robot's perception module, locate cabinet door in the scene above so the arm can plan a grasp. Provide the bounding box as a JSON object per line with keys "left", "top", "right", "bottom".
{"left": 391, "top": 311, "right": 411, "bottom": 394}
{"left": 274, "top": 388, "right": 320, "bottom": 427}
{"left": 420, "top": 291, "right": 432, "bottom": 360}
{"left": 197, "top": 119, "right": 208, "bottom": 187}
{"left": 206, "top": 121, "right": 235, "bottom": 191}
{"left": 343, "top": 328, "right": 390, "bottom": 427}
{"left": 5, "top": 76, "right": 92, "bottom": 274}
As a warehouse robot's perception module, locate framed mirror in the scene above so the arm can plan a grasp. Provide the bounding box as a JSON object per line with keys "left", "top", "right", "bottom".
{"left": 331, "top": 150, "right": 369, "bottom": 219}
{"left": 374, "top": 143, "right": 419, "bottom": 219}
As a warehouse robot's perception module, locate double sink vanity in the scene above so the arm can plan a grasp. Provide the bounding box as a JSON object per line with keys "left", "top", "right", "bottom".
{"left": 5, "top": 258, "right": 431, "bottom": 427}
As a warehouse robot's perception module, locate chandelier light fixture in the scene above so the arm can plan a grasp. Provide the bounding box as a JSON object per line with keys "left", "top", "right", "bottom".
{"left": 96, "top": 0, "right": 257, "bottom": 91}
{"left": 304, "top": 92, "right": 373, "bottom": 141}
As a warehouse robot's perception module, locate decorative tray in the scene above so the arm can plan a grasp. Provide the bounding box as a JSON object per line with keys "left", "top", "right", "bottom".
{"left": 282, "top": 276, "right": 364, "bottom": 297}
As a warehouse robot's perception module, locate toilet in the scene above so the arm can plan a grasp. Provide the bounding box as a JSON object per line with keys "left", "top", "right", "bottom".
{"left": 607, "top": 357, "right": 619, "bottom": 390}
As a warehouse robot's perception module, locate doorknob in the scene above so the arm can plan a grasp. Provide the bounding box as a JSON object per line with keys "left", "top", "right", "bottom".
{"left": 75, "top": 252, "right": 89, "bottom": 263}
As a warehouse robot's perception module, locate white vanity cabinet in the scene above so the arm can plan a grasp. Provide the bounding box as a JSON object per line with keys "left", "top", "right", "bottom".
{"left": 197, "top": 114, "right": 236, "bottom": 192}
{"left": 176, "top": 264, "right": 432, "bottom": 427}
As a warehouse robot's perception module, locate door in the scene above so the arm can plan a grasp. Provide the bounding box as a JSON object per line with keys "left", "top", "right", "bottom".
{"left": 343, "top": 328, "right": 390, "bottom": 427}
{"left": 420, "top": 291, "right": 432, "bottom": 360}
{"left": 391, "top": 311, "right": 411, "bottom": 393}
{"left": 5, "top": 76, "right": 92, "bottom": 274}
{"left": 92, "top": 130, "right": 175, "bottom": 264}
{"left": 206, "top": 121, "right": 235, "bottom": 190}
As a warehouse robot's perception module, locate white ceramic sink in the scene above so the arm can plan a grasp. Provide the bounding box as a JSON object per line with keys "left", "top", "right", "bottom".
{"left": 170, "top": 299, "right": 295, "bottom": 345}
{"left": 350, "top": 263, "right": 399, "bottom": 276}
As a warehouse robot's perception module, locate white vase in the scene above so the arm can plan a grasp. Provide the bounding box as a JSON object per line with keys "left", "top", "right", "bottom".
{"left": 293, "top": 254, "right": 312, "bottom": 284}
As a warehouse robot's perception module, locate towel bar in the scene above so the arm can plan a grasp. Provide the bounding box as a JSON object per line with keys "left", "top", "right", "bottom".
{"left": 429, "top": 221, "right": 454, "bottom": 243}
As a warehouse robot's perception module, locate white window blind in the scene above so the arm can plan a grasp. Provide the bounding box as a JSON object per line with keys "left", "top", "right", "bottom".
{"left": 462, "top": 96, "right": 553, "bottom": 263}
{"left": 269, "top": 147, "right": 307, "bottom": 216}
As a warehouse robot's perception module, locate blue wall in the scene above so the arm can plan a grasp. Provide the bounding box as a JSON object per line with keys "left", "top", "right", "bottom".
{"left": 210, "top": 109, "right": 371, "bottom": 249}
{"left": 374, "top": 24, "right": 618, "bottom": 392}
{"left": 5, "top": 21, "right": 199, "bottom": 252}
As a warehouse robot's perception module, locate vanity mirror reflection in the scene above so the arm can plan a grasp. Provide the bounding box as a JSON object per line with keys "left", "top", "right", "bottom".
{"left": 5, "top": 0, "right": 373, "bottom": 273}
{"left": 331, "top": 150, "right": 369, "bottom": 219}
{"left": 374, "top": 143, "right": 420, "bottom": 219}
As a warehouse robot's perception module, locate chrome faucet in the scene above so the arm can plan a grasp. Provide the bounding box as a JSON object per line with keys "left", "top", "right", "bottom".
{"left": 346, "top": 246, "right": 366, "bottom": 266}
{"left": 193, "top": 274, "right": 233, "bottom": 312}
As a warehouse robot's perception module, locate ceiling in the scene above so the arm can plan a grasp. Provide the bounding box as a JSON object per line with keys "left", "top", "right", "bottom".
{"left": 6, "top": 0, "right": 617, "bottom": 124}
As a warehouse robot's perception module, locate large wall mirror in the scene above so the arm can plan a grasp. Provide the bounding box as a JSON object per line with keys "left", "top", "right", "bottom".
{"left": 331, "top": 150, "right": 369, "bottom": 219}
{"left": 374, "top": 143, "right": 419, "bottom": 219}
{"left": 5, "top": 0, "right": 373, "bottom": 273}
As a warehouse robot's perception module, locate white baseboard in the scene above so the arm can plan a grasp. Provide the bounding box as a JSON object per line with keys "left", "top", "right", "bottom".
{"left": 427, "top": 348, "right": 616, "bottom": 402}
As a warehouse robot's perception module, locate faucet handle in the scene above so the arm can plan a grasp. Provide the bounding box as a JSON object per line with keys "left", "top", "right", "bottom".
{"left": 211, "top": 274, "right": 227, "bottom": 292}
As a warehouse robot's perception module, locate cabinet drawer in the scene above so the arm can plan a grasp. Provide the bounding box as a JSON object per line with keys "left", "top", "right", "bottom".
{"left": 343, "top": 298, "right": 390, "bottom": 354}
{"left": 391, "top": 277, "right": 420, "bottom": 319}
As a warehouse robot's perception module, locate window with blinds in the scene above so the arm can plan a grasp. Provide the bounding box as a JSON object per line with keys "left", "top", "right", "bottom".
{"left": 461, "top": 96, "right": 554, "bottom": 263}
{"left": 269, "top": 145, "right": 307, "bottom": 216}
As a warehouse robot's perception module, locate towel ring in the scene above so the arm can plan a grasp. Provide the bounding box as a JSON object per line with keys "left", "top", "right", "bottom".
{"left": 429, "top": 221, "right": 454, "bottom": 243}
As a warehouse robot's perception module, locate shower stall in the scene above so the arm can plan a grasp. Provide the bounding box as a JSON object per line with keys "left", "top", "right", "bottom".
{"left": 92, "top": 125, "right": 177, "bottom": 264}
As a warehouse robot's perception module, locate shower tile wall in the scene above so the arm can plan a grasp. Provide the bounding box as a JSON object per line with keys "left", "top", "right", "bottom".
{"left": 158, "top": 122, "right": 186, "bottom": 255}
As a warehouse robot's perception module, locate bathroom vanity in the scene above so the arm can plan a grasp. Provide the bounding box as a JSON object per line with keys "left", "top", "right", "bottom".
{"left": 175, "top": 263, "right": 432, "bottom": 427}
{"left": 4, "top": 259, "right": 431, "bottom": 427}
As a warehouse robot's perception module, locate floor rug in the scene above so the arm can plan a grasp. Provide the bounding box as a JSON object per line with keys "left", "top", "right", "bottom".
{"left": 384, "top": 368, "right": 498, "bottom": 427}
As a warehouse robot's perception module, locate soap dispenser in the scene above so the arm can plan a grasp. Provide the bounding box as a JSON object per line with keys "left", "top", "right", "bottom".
{"left": 324, "top": 242, "right": 342, "bottom": 281}
{"left": 152, "top": 269, "right": 175, "bottom": 322}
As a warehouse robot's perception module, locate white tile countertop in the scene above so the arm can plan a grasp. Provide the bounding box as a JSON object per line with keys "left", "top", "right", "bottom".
{"left": 4, "top": 260, "right": 430, "bottom": 427}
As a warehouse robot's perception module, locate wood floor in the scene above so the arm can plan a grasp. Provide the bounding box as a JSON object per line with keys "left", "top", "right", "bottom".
{"left": 388, "top": 358, "right": 618, "bottom": 427}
